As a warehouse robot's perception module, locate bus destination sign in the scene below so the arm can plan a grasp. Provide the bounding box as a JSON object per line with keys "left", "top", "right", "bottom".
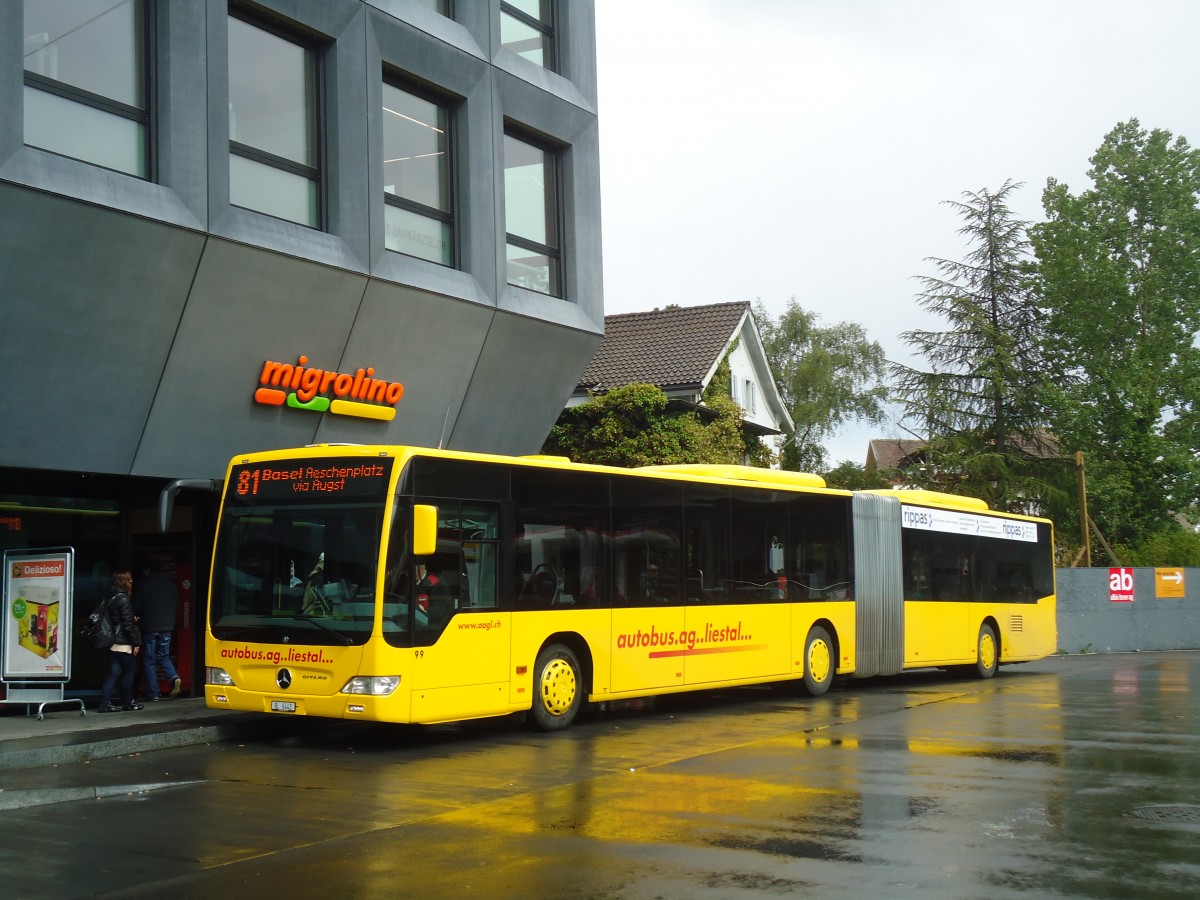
{"left": 229, "top": 457, "right": 393, "bottom": 503}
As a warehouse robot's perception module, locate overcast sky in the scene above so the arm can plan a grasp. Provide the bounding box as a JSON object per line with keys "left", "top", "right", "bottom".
{"left": 593, "top": 0, "right": 1200, "bottom": 465}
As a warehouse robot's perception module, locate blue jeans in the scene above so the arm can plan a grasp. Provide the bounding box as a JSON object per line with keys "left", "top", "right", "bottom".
{"left": 141, "top": 631, "right": 180, "bottom": 698}
{"left": 102, "top": 650, "right": 137, "bottom": 707}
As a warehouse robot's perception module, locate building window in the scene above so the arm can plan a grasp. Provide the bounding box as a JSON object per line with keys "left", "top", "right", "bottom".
{"left": 22, "top": 0, "right": 149, "bottom": 178}
{"left": 227, "top": 12, "right": 319, "bottom": 228}
{"left": 504, "top": 131, "right": 560, "bottom": 296}
{"left": 500, "top": 1, "right": 554, "bottom": 69}
{"left": 383, "top": 80, "right": 452, "bottom": 265}
{"left": 745, "top": 379, "right": 757, "bottom": 414}
{"left": 412, "top": 0, "right": 450, "bottom": 14}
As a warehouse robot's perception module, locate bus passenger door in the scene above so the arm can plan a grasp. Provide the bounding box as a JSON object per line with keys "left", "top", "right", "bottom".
{"left": 902, "top": 532, "right": 971, "bottom": 666}
{"left": 410, "top": 606, "right": 510, "bottom": 720}
{"left": 409, "top": 505, "right": 511, "bottom": 722}
{"left": 609, "top": 483, "right": 688, "bottom": 695}
{"left": 685, "top": 491, "right": 790, "bottom": 686}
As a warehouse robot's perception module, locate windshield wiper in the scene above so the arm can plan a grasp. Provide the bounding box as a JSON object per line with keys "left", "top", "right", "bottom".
{"left": 281, "top": 615, "right": 354, "bottom": 645}
{"left": 214, "top": 624, "right": 266, "bottom": 640}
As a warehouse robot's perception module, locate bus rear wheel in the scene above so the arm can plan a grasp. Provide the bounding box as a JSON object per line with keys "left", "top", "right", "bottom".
{"left": 975, "top": 623, "right": 999, "bottom": 679}
{"left": 529, "top": 643, "right": 582, "bottom": 732}
{"left": 802, "top": 625, "right": 834, "bottom": 696}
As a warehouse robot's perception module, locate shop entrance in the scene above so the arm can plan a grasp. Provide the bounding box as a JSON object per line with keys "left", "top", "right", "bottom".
{"left": 131, "top": 543, "right": 197, "bottom": 697}
{"left": 133, "top": 495, "right": 215, "bottom": 699}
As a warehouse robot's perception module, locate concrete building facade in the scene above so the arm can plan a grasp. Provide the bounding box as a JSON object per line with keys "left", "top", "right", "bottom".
{"left": 0, "top": 0, "right": 602, "bottom": 697}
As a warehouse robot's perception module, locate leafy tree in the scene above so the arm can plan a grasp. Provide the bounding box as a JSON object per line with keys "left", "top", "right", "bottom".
{"left": 542, "top": 382, "right": 746, "bottom": 467}
{"left": 1031, "top": 119, "right": 1200, "bottom": 547}
{"left": 754, "top": 299, "right": 888, "bottom": 473}
{"left": 891, "top": 181, "right": 1065, "bottom": 514}
{"left": 702, "top": 352, "right": 773, "bottom": 466}
{"left": 1116, "top": 526, "right": 1200, "bottom": 567}
{"left": 822, "top": 460, "right": 895, "bottom": 490}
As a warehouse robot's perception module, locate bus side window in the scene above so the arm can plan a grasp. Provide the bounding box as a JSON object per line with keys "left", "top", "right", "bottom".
{"left": 931, "top": 568, "right": 958, "bottom": 600}
{"left": 512, "top": 468, "right": 606, "bottom": 609}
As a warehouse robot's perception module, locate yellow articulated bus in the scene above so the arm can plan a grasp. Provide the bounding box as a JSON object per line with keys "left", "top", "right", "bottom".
{"left": 203, "top": 445, "right": 1056, "bottom": 731}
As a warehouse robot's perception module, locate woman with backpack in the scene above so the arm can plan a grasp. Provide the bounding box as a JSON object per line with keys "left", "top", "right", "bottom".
{"left": 98, "top": 570, "right": 143, "bottom": 713}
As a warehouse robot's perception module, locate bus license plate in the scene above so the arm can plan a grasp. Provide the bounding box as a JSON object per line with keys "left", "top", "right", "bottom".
{"left": 270, "top": 700, "right": 296, "bottom": 713}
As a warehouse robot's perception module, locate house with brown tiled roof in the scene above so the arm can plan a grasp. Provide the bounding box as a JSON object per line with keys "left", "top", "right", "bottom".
{"left": 866, "top": 433, "right": 1060, "bottom": 487}
{"left": 569, "top": 301, "right": 794, "bottom": 449}
{"left": 866, "top": 438, "right": 928, "bottom": 475}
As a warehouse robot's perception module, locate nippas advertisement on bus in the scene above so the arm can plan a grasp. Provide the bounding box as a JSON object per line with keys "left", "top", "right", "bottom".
{"left": 3, "top": 551, "right": 73, "bottom": 681}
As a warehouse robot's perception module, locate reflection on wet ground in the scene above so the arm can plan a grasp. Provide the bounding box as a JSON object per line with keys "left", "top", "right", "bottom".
{"left": 2, "top": 653, "right": 1198, "bottom": 898}
{"left": 199, "top": 656, "right": 1199, "bottom": 897}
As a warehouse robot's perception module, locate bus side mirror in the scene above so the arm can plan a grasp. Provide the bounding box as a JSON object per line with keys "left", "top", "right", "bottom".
{"left": 413, "top": 504, "right": 438, "bottom": 556}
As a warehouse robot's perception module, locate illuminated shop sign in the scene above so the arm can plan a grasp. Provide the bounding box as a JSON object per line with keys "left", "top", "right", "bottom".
{"left": 254, "top": 355, "right": 404, "bottom": 422}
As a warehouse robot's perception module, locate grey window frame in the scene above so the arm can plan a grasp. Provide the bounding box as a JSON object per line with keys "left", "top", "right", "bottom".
{"left": 414, "top": 0, "right": 451, "bottom": 16}
{"left": 503, "top": 127, "right": 563, "bottom": 298}
{"left": 382, "top": 74, "right": 456, "bottom": 267}
{"left": 227, "top": 6, "right": 323, "bottom": 229}
{"left": 500, "top": 0, "right": 555, "bottom": 71}
{"left": 21, "top": 0, "right": 154, "bottom": 179}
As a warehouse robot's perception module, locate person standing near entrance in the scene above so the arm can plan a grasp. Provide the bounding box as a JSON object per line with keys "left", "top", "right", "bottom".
{"left": 99, "top": 570, "right": 142, "bottom": 712}
{"left": 135, "top": 561, "right": 182, "bottom": 700}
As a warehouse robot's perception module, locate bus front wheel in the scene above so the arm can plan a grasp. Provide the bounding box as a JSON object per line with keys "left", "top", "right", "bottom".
{"left": 529, "top": 643, "right": 583, "bottom": 732}
{"left": 975, "top": 624, "right": 999, "bottom": 679}
{"left": 802, "top": 625, "right": 834, "bottom": 696}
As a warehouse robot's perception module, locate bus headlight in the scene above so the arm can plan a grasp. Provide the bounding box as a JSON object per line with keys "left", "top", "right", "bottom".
{"left": 207, "top": 667, "right": 236, "bottom": 686}
{"left": 341, "top": 675, "right": 400, "bottom": 696}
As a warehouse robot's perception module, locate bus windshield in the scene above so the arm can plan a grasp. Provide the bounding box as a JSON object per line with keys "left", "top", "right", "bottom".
{"left": 209, "top": 458, "right": 394, "bottom": 646}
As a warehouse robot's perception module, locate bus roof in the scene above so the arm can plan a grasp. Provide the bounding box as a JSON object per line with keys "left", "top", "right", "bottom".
{"left": 234, "top": 446, "right": 1039, "bottom": 513}
{"left": 639, "top": 464, "right": 826, "bottom": 489}
{"left": 864, "top": 489, "right": 990, "bottom": 512}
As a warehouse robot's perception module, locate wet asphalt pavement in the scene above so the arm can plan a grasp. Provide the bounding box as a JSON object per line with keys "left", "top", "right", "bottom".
{"left": 0, "top": 651, "right": 1197, "bottom": 899}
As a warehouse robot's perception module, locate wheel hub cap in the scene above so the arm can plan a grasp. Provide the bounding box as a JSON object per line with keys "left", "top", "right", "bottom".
{"left": 981, "top": 633, "right": 996, "bottom": 669}
{"left": 541, "top": 658, "right": 577, "bottom": 716}
{"left": 809, "top": 640, "right": 831, "bottom": 683}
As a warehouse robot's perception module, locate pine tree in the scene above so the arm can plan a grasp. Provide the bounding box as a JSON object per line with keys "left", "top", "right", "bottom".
{"left": 892, "top": 181, "right": 1059, "bottom": 512}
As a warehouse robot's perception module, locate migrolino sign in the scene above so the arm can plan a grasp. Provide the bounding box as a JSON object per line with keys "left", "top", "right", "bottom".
{"left": 254, "top": 355, "right": 404, "bottom": 422}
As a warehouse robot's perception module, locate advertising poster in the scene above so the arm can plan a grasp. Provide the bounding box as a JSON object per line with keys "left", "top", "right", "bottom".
{"left": 1108, "top": 567, "right": 1135, "bottom": 603}
{"left": 3, "top": 549, "right": 74, "bottom": 681}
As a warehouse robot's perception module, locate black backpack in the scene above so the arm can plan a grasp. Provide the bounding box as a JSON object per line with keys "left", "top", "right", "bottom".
{"left": 81, "top": 595, "right": 117, "bottom": 650}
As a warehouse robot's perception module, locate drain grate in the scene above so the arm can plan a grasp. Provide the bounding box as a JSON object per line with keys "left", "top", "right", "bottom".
{"left": 1127, "top": 804, "right": 1200, "bottom": 823}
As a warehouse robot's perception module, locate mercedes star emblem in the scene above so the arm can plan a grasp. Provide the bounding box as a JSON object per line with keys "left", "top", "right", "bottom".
{"left": 276, "top": 668, "right": 293, "bottom": 690}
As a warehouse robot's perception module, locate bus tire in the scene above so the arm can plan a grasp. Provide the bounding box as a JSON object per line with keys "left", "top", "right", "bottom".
{"left": 975, "top": 623, "right": 999, "bottom": 679}
{"left": 529, "top": 643, "right": 582, "bottom": 732}
{"left": 802, "top": 625, "right": 835, "bottom": 696}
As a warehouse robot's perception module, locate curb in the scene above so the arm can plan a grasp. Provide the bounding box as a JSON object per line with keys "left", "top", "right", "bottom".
{"left": 0, "top": 715, "right": 267, "bottom": 771}
{"left": 0, "top": 780, "right": 205, "bottom": 812}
